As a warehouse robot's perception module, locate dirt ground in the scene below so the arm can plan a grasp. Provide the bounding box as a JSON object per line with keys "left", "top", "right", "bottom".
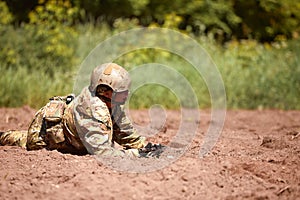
{"left": 0, "top": 106, "right": 299, "bottom": 200}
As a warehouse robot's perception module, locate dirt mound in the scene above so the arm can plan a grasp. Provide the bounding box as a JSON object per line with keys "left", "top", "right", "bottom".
{"left": 0, "top": 107, "right": 299, "bottom": 199}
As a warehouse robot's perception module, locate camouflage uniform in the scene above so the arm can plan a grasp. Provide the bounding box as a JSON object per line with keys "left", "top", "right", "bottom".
{"left": 0, "top": 63, "right": 147, "bottom": 157}
{"left": 0, "top": 90, "right": 145, "bottom": 156}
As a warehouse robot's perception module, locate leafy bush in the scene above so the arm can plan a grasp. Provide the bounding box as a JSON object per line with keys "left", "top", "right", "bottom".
{"left": 0, "top": 0, "right": 79, "bottom": 108}
{"left": 216, "top": 39, "right": 300, "bottom": 109}
{"left": 0, "top": 0, "right": 79, "bottom": 75}
{"left": 25, "top": 0, "right": 79, "bottom": 74}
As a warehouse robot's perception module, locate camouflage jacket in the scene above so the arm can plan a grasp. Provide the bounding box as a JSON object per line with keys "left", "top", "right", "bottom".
{"left": 64, "top": 87, "right": 146, "bottom": 156}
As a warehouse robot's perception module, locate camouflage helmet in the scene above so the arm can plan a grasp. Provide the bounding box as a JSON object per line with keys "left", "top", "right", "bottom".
{"left": 89, "top": 63, "right": 131, "bottom": 93}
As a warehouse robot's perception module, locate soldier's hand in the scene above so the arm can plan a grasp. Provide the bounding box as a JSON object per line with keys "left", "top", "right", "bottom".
{"left": 138, "top": 142, "right": 165, "bottom": 158}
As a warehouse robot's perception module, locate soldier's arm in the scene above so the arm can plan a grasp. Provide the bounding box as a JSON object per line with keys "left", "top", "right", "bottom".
{"left": 81, "top": 130, "right": 141, "bottom": 157}
{"left": 74, "top": 111, "right": 140, "bottom": 157}
{"left": 112, "top": 109, "right": 146, "bottom": 149}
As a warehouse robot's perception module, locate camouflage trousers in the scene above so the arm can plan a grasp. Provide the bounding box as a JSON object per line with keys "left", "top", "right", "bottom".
{"left": 0, "top": 130, "right": 28, "bottom": 148}
{"left": 0, "top": 106, "right": 48, "bottom": 150}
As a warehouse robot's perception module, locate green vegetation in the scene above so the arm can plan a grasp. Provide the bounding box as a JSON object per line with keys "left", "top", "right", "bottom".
{"left": 218, "top": 39, "right": 300, "bottom": 109}
{"left": 0, "top": 0, "right": 299, "bottom": 109}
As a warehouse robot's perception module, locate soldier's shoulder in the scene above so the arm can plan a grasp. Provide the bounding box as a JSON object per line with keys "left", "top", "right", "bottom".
{"left": 91, "top": 97, "right": 111, "bottom": 123}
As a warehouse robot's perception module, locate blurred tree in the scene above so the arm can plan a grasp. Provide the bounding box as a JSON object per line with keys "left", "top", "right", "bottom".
{"left": 73, "top": 0, "right": 133, "bottom": 24}
{"left": 74, "top": 0, "right": 241, "bottom": 42}
{"left": 176, "top": 0, "right": 241, "bottom": 41}
{"left": 0, "top": 0, "right": 13, "bottom": 25}
{"left": 233, "top": 0, "right": 300, "bottom": 41}
{"left": 0, "top": 0, "right": 80, "bottom": 74}
{"left": 2, "top": 0, "right": 300, "bottom": 42}
{"left": 3, "top": 0, "right": 38, "bottom": 23}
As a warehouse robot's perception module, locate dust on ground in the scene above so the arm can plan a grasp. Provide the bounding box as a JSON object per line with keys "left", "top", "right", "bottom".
{"left": 0, "top": 106, "right": 299, "bottom": 200}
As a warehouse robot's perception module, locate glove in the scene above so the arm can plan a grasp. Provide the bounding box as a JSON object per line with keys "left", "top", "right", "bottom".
{"left": 138, "top": 142, "right": 165, "bottom": 158}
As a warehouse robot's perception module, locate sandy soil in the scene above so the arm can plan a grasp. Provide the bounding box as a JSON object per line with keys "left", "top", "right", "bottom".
{"left": 0, "top": 106, "right": 299, "bottom": 200}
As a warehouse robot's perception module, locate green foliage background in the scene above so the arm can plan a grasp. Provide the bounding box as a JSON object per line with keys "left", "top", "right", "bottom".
{"left": 0, "top": 0, "right": 299, "bottom": 109}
